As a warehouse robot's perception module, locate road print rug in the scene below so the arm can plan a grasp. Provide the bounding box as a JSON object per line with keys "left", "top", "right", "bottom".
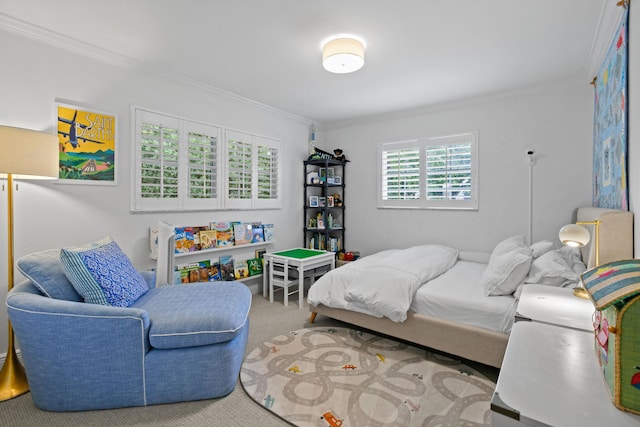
{"left": 240, "top": 327, "right": 494, "bottom": 426}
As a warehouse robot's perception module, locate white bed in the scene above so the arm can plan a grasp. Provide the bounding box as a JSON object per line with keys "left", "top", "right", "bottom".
{"left": 410, "top": 259, "right": 516, "bottom": 334}
{"left": 308, "top": 207, "right": 633, "bottom": 368}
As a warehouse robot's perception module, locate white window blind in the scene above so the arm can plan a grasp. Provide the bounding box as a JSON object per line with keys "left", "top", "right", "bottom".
{"left": 133, "top": 108, "right": 281, "bottom": 212}
{"left": 224, "top": 130, "right": 282, "bottom": 209}
{"left": 134, "top": 110, "right": 181, "bottom": 211}
{"left": 380, "top": 141, "right": 422, "bottom": 208}
{"left": 378, "top": 131, "right": 478, "bottom": 210}
{"left": 255, "top": 136, "right": 281, "bottom": 209}
{"left": 183, "top": 120, "right": 221, "bottom": 210}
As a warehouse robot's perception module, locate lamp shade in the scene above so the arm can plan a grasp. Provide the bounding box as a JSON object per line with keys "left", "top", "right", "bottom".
{"left": 0, "top": 125, "right": 59, "bottom": 179}
{"left": 559, "top": 224, "right": 591, "bottom": 247}
{"left": 322, "top": 37, "right": 365, "bottom": 74}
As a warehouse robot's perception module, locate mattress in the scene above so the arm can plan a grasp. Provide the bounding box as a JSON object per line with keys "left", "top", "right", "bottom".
{"left": 410, "top": 260, "right": 518, "bottom": 334}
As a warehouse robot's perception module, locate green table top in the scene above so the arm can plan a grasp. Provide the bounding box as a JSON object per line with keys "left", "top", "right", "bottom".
{"left": 272, "top": 248, "right": 329, "bottom": 259}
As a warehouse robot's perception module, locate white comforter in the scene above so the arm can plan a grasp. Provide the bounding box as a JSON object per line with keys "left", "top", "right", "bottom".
{"left": 307, "top": 244, "right": 459, "bottom": 322}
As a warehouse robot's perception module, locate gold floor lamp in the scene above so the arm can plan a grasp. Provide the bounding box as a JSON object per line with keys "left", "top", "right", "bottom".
{"left": 0, "top": 125, "right": 58, "bottom": 401}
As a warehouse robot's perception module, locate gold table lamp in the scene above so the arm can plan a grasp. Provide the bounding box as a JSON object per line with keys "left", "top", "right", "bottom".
{"left": 0, "top": 125, "right": 58, "bottom": 401}
{"left": 559, "top": 220, "right": 600, "bottom": 299}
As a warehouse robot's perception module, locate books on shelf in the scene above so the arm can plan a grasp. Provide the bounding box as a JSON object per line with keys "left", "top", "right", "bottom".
{"left": 247, "top": 258, "right": 263, "bottom": 276}
{"left": 233, "top": 222, "right": 252, "bottom": 246}
{"left": 159, "top": 220, "right": 275, "bottom": 256}
{"left": 199, "top": 229, "right": 217, "bottom": 249}
{"left": 176, "top": 261, "right": 210, "bottom": 284}
{"left": 175, "top": 227, "right": 196, "bottom": 253}
{"left": 219, "top": 255, "right": 235, "bottom": 281}
{"left": 234, "top": 259, "right": 249, "bottom": 280}
{"left": 207, "top": 262, "right": 223, "bottom": 281}
{"left": 250, "top": 222, "right": 264, "bottom": 243}
{"left": 262, "top": 224, "right": 274, "bottom": 241}
{"left": 212, "top": 222, "right": 235, "bottom": 247}
{"left": 308, "top": 234, "right": 341, "bottom": 252}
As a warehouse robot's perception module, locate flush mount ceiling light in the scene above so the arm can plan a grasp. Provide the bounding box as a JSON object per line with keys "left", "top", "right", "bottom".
{"left": 322, "top": 37, "right": 365, "bottom": 74}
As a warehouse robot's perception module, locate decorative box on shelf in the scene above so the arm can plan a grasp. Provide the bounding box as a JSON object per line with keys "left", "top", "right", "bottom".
{"left": 582, "top": 259, "right": 640, "bottom": 415}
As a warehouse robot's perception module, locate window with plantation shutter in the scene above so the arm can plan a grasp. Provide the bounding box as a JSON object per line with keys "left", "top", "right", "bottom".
{"left": 183, "top": 121, "right": 221, "bottom": 210}
{"left": 378, "top": 131, "right": 478, "bottom": 210}
{"left": 225, "top": 130, "right": 253, "bottom": 209}
{"left": 379, "top": 141, "right": 422, "bottom": 208}
{"left": 133, "top": 107, "right": 281, "bottom": 211}
{"left": 224, "top": 131, "right": 282, "bottom": 209}
{"left": 256, "top": 136, "right": 280, "bottom": 209}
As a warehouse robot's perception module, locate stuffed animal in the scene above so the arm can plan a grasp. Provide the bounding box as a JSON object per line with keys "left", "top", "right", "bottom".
{"left": 333, "top": 149, "right": 350, "bottom": 162}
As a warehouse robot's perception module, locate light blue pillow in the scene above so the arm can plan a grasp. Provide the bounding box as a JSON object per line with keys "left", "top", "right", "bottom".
{"left": 17, "top": 249, "right": 83, "bottom": 302}
{"left": 60, "top": 236, "right": 149, "bottom": 307}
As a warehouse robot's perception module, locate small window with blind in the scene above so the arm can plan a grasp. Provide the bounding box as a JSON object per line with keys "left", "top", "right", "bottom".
{"left": 132, "top": 107, "right": 281, "bottom": 212}
{"left": 378, "top": 131, "right": 478, "bottom": 210}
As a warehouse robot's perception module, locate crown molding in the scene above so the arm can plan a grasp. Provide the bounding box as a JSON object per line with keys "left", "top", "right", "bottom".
{"left": 585, "top": 1, "right": 627, "bottom": 79}
{"left": 0, "top": 13, "right": 312, "bottom": 125}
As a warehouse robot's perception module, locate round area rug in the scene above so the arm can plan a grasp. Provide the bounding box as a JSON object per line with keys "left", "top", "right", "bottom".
{"left": 240, "top": 327, "right": 495, "bottom": 426}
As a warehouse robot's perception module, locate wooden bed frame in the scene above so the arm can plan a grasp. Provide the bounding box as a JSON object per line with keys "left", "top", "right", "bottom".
{"left": 309, "top": 207, "right": 633, "bottom": 369}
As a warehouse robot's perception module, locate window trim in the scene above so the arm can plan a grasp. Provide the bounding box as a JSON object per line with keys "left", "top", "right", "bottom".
{"left": 378, "top": 131, "right": 478, "bottom": 210}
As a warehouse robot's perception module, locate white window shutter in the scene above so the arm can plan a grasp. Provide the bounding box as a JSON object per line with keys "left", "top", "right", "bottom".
{"left": 133, "top": 110, "right": 181, "bottom": 211}
{"left": 225, "top": 129, "right": 253, "bottom": 209}
{"left": 182, "top": 120, "right": 222, "bottom": 210}
{"left": 254, "top": 136, "right": 281, "bottom": 209}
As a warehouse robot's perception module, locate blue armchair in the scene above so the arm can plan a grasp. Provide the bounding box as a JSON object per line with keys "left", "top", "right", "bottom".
{"left": 6, "top": 249, "right": 251, "bottom": 412}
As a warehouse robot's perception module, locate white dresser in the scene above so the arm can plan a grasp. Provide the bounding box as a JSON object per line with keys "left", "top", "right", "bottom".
{"left": 491, "top": 285, "right": 640, "bottom": 427}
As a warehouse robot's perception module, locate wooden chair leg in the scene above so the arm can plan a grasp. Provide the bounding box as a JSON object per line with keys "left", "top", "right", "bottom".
{"left": 309, "top": 312, "right": 317, "bottom": 323}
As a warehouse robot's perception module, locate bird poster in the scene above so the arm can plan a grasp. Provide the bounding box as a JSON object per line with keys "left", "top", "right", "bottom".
{"left": 57, "top": 101, "right": 116, "bottom": 184}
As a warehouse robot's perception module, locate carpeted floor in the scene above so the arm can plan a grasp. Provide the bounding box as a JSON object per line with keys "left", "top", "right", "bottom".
{"left": 241, "top": 327, "right": 495, "bottom": 426}
{"left": 0, "top": 294, "right": 499, "bottom": 426}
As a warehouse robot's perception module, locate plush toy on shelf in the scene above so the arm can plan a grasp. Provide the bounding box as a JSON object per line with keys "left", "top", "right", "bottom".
{"left": 333, "top": 149, "right": 350, "bottom": 162}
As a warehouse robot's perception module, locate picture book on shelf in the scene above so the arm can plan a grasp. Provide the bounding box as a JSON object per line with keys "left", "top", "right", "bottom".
{"left": 247, "top": 258, "right": 263, "bottom": 276}
{"left": 177, "top": 261, "right": 210, "bottom": 284}
{"left": 233, "top": 222, "right": 252, "bottom": 245}
{"left": 219, "top": 255, "right": 235, "bottom": 281}
{"left": 262, "top": 223, "right": 274, "bottom": 241}
{"left": 211, "top": 222, "right": 235, "bottom": 247}
{"left": 199, "top": 229, "right": 217, "bottom": 249}
{"left": 251, "top": 224, "right": 264, "bottom": 243}
{"left": 207, "top": 262, "right": 222, "bottom": 281}
{"left": 191, "top": 226, "right": 209, "bottom": 250}
{"left": 255, "top": 248, "right": 267, "bottom": 259}
{"left": 174, "top": 227, "right": 196, "bottom": 253}
{"left": 234, "top": 260, "right": 249, "bottom": 280}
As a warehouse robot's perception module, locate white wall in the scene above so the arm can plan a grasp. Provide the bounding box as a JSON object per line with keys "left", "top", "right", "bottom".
{"left": 0, "top": 30, "right": 311, "bottom": 348}
{"left": 322, "top": 82, "right": 594, "bottom": 256}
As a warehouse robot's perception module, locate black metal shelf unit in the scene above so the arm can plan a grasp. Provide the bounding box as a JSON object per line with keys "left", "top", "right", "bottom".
{"left": 303, "top": 158, "right": 345, "bottom": 252}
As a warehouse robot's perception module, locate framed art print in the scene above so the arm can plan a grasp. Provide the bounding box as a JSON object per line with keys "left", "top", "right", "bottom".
{"left": 56, "top": 100, "right": 117, "bottom": 185}
{"left": 309, "top": 196, "right": 319, "bottom": 207}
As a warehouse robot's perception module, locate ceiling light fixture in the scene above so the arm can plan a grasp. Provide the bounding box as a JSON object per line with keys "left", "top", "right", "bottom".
{"left": 322, "top": 37, "right": 365, "bottom": 74}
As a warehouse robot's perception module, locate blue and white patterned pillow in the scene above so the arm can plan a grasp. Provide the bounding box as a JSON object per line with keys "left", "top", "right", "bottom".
{"left": 60, "top": 236, "right": 149, "bottom": 307}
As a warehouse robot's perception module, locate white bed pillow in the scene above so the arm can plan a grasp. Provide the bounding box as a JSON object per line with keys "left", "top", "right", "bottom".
{"left": 530, "top": 240, "right": 554, "bottom": 258}
{"left": 525, "top": 246, "right": 585, "bottom": 287}
{"left": 482, "top": 235, "right": 533, "bottom": 296}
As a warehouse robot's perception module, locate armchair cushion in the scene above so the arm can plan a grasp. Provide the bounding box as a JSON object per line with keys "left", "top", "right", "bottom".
{"left": 134, "top": 281, "right": 251, "bottom": 349}
{"left": 17, "top": 249, "right": 83, "bottom": 302}
{"left": 60, "top": 236, "right": 149, "bottom": 307}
